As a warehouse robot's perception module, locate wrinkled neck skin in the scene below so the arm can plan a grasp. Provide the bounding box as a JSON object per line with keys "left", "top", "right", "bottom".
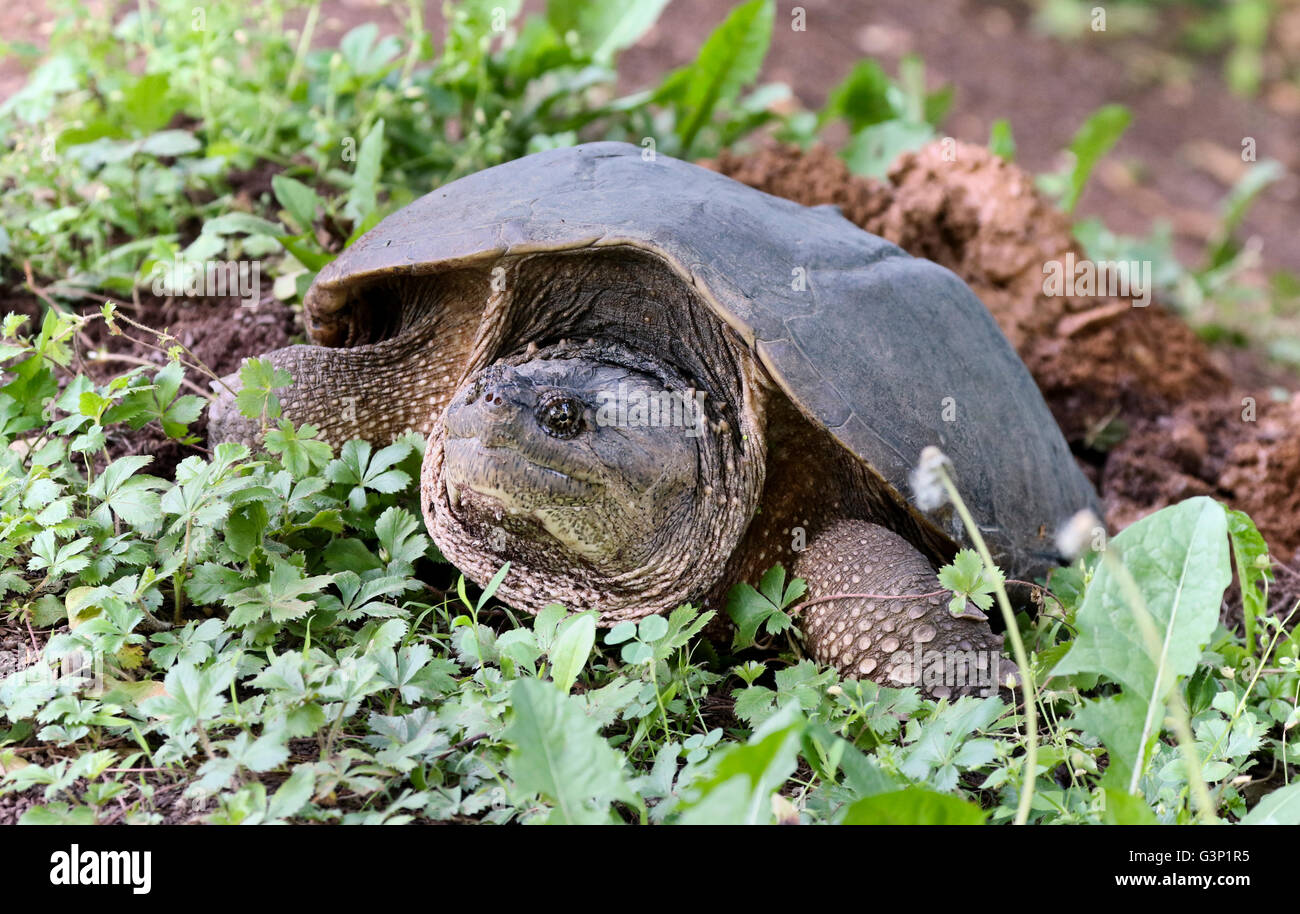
{"left": 421, "top": 248, "right": 768, "bottom": 622}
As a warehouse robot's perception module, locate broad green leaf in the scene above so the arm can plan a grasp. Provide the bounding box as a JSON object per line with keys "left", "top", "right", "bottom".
{"left": 267, "top": 765, "right": 316, "bottom": 821}
{"left": 1214, "top": 160, "right": 1283, "bottom": 251}
{"left": 938, "top": 548, "right": 1003, "bottom": 617}
{"left": 224, "top": 558, "right": 334, "bottom": 626}
{"left": 1225, "top": 508, "right": 1271, "bottom": 654}
{"left": 278, "top": 233, "right": 334, "bottom": 271}
{"left": 201, "top": 212, "right": 286, "bottom": 237}
{"left": 1056, "top": 497, "right": 1232, "bottom": 789}
{"left": 606, "top": 620, "right": 637, "bottom": 645}
{"left": 841, "top": 119, "right": 933, "bottom": 179}
{"left": 339, "top": 23, "right": 401, "bottom": 76}
{"left": 264, "top": 420, "right": 332, "bottom": 477}
{"left": 727, "top": 565, "right": 800, "bottom": 650}
{"left": 546, "top": 0, "right": 669, "bottom": 62}
{"left": 819, "top": 59, "right": 896, "bottom": 131}
{"left": 1241, "top": 780, "right": 1300, "bottom": 825}
{"left": 675, "top": 0, "right": 773, "bottom": 156}
{"left": 843, "top": 787, "right": 986, "bottom": 825}
{"left": 677, "top": 706, "right": 804, "bottom": 824}
{"left": 140, "top": 129, "right": 201, "bottom": 158}
{"left": 533, "top": 603, "right": 569, "bottom": 652}
{"left": 1057, "top": 103, "right": 1130, "bottom": 213}
{"left": 20, "top": 803, "right": 97, "bottom": 825}
{"left": 344, "top": 119, "right": 385, "bottom": 223}
{"left": 1101, "top": 788, "right": 1160, "bottom": 825}
{"left": 121, "top": 73, "right": 176, "bottom": 133}
{"left": 726, "top": 582, "right": 781, "bottom": 649}
{"left": 88, "top": 455, "right": 164, "bottom": 530}
{"left": 989, "top": 118, "right": 1016, "bottom": 161}
{"left": 549, "top": 611, "right": 596, "bottom": 694}
{"left": 373, "top": 506, "right": 429, "bottom": 571}
{"left": 637, "top": 614, "right": 668, "bottom": 642}
{"left": 234, "top": 358, "right": 292, "bottom": 422}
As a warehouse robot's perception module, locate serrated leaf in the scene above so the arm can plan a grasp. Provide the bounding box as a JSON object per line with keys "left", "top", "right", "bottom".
{"left": 1057, "top": 103, "right": 1131, "bottom": 213}
{"left": 234, "top": 358, "right": 292, "bottom": 423}
{"left": 504, "top": 679, "right": 633, "bottom": 824}
{"left": 674, "top": 0, "right": 773, "bottom": 156}
{"left": 726, "top": 577, "right": 792, "bottom": 650}
{"left": 267, "top": 765, "right": 315, "bottom": 821}
{"left": 1225, "top": 508, "right": 1271, "bottom": 654}
{"left": 344, "top": 119, "right": 385, "bottom": 223}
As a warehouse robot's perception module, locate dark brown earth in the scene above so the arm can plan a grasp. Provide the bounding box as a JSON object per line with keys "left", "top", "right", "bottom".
{"left": 82, "top": 291, "right": 298, "bottom": 475}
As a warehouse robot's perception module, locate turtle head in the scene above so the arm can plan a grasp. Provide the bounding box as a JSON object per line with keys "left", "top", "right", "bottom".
{"left": 422, "top": 341, "right": 761, "bottom": 618}
{"left": 439, "top": 353, "right": 702, "bottom": 565}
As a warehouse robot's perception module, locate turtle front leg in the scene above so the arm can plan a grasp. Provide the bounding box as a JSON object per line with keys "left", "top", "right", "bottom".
{"left": 207, "top": 333, "right": 450, "bottom": 449}
{"left": 792, "top": 520, "right": 1014, "bottom": 698}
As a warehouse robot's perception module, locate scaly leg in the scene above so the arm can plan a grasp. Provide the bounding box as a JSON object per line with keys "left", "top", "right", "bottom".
{"left": 793, "top": 519, "right": 1014, "bottom": 698}
{"left": 207, "top": 323, "right": 451, "bottom": 448}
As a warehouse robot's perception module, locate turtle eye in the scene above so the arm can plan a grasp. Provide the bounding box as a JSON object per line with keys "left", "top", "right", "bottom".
{"left": 537, "top": 395, "right": 585, "bottom": 440}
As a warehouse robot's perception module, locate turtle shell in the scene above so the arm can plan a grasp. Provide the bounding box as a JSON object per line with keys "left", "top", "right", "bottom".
{"left": 305, "top": 141, "right": 1099, "bottom": 578}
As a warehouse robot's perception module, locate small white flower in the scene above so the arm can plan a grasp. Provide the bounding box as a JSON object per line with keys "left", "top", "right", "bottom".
{"left": 1055, "top": 508, "right": 1105, "bottom": 561}
{"left": 771, "top": 793, "right": 800, "bottom": 825}
{"left": 910, "top": 446, "right": 952, "bottom": 511}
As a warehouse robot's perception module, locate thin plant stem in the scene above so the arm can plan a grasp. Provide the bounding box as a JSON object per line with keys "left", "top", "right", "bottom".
{"left": 286, "top": 1, "right": 320, "bottom": 93}
{"left": 935, "top": 464, "right": 1038, "bottom": 826}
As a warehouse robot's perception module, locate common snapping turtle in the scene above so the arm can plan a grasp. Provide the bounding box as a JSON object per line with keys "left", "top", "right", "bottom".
{"left": 211, "top": 142, "right": 1099, "bottom": 695}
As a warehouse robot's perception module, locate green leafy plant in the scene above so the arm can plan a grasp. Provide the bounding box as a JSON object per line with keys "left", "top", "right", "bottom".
{"left": 1037, "top": 103, "right": 1131, "bottom": 213}
{"left": 725, "top": 564, "right": 804, "bottom": 650}
{"left": 938, "top": 549, "right": 1005, "bottom": 619}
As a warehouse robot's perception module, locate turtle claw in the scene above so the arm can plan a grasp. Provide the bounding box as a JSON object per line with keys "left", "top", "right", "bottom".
{"left": 996, "top": 655, "right": 1022, "bottom": 692}
{"left": 950, "top": 604, "right": 988, "bottom": 622}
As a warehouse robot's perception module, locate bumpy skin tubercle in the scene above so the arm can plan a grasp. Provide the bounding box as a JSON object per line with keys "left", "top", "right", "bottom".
{"left": 793, "top": 520, "right": 1014, "bottom": 698}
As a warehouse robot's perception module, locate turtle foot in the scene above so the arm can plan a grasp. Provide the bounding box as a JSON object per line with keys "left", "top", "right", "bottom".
{"left": 792, "top": 520, "right": 1010, "bottom": 698}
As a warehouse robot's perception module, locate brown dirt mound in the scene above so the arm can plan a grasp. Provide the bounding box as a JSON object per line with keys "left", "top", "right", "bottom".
{"left": 78, "top": 292, "right": 300, "bottom": 476}
{"left": 79, "top": 293, "right": 298, "bottom": 381}
{"left": 708, "top": 141, "right": 1300, "bottom": 566}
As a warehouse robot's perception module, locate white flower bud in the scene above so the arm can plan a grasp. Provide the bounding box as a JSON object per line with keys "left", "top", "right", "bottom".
{"left": 910, "top": 445, "right": 952, "bottom": 511}
{"left": 1055, "top": 508, "right": 1105, "bottom": 561}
